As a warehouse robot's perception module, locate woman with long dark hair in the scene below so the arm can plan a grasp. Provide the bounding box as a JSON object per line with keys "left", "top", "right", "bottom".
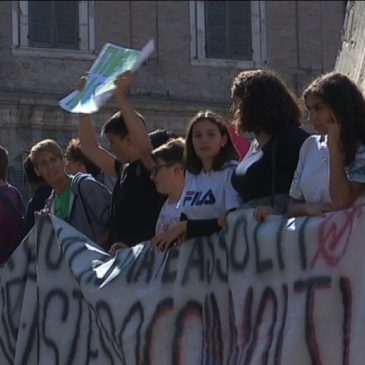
{"left": 230, "top": 69, "right": 309, "bottom": 220}
{"left": 288, "top": 72, "right": 365, "bottom": 216}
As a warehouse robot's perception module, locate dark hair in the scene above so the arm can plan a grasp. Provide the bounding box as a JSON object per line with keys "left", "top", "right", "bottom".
{"left": 101, "top": 110, "right": 146, "bottom": 139}
{"left": 148, "top": 129, "right": 176, "bottom": 149}
{"left": 184, "top": 110, "right": 238, "bottom": 174}
{"left": 303, "top": 72, "right": 365, "bottom": 166}
{"left": 151, "top": 137, "right": 185, "bottom": 165}
{"left": 23, "top": 155, "right": 45, "bottom": 185}
{"left": 0, "top": 145, "right": 8, "bottom": 180}
{"left": 64, "top": 138, "right": 101, "bottom": 178}
{"left": 231, "top": 69, "right": 302, "bottom": 135}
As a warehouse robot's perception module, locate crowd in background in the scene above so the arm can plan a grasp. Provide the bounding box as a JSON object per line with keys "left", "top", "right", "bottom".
{"left": 1, "top": 68, "right": 365, "bottom": 265}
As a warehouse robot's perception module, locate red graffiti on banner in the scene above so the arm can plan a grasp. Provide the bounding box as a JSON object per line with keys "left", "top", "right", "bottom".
{"left": 311, "top": 206, "right": 363, "bottom": 268}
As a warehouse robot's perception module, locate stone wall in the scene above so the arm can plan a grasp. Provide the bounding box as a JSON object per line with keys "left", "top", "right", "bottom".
{"left": 335, "top": 1, "right": 365, "bottom": 94}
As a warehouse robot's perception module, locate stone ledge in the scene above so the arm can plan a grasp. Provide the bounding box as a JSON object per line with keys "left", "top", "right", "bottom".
{"left": 0, "top": 91, "right": 228, "bottom": 113}
{"left": 11, "top": 47, "right": 97, "bottom": 61}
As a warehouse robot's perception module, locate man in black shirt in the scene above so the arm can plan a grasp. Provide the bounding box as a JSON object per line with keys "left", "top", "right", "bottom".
{"left": 77, "top": 72, "right": 170, "bottom": 249}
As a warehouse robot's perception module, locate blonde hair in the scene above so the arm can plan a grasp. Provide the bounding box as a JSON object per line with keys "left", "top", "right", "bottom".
{"left": 30, "top": 139, "right": 63, "bottom": 166}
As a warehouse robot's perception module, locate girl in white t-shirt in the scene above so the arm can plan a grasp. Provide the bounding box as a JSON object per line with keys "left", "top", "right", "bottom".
{"left": 151, "top": 110, "right": 240, "bottom": 251}
{"left": 288, "top": 72, "right": 365, "bottom": 217}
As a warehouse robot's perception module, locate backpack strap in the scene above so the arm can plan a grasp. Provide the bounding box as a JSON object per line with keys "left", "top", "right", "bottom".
{"left": 75, "top": 176, "right": 96, "bottom": 239}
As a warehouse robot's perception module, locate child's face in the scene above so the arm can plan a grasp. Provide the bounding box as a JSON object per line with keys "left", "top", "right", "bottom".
{"left": 192, "top": 119, "right": 227, "bottom": 162}
{"left": 34, "top": 151, "right": 66, "bottom": 186}
{"left": 151, "top": 158, "right": 184, "bottom": 195}
{"left": 105, "top": 133, "right": 131, "bottom": 163}
{"left": 306, "top": 93, "right": 335, "bottom": 135}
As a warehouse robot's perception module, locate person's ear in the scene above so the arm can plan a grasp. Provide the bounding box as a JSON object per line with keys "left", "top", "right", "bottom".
{"left": 34, "top": 165, "right": 41, "bottom": 177}
{"left": 175, "top": 164, "right": 184, "bottom": 175}
{"left": 221, "top": 134, "right": 228, "bottom": 147}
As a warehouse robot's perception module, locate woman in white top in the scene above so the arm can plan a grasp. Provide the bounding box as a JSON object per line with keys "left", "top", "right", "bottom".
{"left": 151, "top": 110, "right": 240, "bottom": 251}
{"left": 288, "top": 72, "right": 365, "bottom": 217}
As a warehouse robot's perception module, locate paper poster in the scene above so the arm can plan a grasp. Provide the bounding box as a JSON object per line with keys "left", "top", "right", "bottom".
{"left": 59, "top": 39, "right": 155, "bottom": 114}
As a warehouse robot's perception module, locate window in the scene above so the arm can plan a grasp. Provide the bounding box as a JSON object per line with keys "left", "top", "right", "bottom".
{"left": 190, "top": 1, "right": 266, "bottom": 67}
{"left": 12, "top": 0, "right": 95, "bottom": 59}
{"left": 29, "top": 1, "right": 79, "bottom": 49}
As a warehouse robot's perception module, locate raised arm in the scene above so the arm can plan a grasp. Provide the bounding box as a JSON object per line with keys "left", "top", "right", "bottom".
{"left": 114, "top": 71, "right": 154, "bottom": 171}
{"left": 73, "top": 75, "right": 118, "bottom": 177}
{"left": 78, "top": 114, "right": 117, "bottom": 178}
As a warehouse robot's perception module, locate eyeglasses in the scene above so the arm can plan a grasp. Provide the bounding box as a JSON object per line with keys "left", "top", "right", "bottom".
{"left": 151, "top": 164, "right": 173, "bottom": 176}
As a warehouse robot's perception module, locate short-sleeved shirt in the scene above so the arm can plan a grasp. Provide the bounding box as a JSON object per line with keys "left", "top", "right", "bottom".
{"left": 54, "top": 178, "right": 72, "bottom": 221}
{"left": 289, "top": 135, "right": 365, "bottom": 204}
{"left": 108, "top": 159, "right": 166, "bottom": 247}
{"left": 155, "top": 199, "right": 182, "bottom": 235}
{"left": 231, "top": 125, "right": 309, "bottom": 206}
{"left": 0, "top": 184, "right": 25, "bottom": 264}
{"left": 180, "top": 161, "right": 240, "bottom": 220}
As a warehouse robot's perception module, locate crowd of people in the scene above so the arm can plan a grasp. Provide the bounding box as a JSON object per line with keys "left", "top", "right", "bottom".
{"left": 1, "top": 68, "right": 365, "bottom": 264}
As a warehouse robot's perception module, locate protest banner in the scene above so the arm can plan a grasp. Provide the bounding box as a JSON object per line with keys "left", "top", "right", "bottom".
{"left": 1, "top": 206, "right": 365, "bottom": 364}
{"left": 59, "top": 39, "right": 155, "bottom": 114}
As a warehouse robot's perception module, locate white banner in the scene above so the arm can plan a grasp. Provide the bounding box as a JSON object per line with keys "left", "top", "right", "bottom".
{"left": 1, "top": 206, "right": 365, "bottom": 364}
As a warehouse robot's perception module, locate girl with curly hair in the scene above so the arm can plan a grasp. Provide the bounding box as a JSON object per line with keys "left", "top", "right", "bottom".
{"left": 230, "top": 69, "right": 309, "bottom": 220}
{"left": 288, "top": 72, "right": 365, "bottom": 217}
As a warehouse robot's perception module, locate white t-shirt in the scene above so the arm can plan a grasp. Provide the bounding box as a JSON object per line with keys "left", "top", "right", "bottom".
{"left": 155, "top": 199, "right": 182, "bottom": 235}
{"left": 236, "top": 138, "right": 263, "bottom": 175}
{"left": 179, "top": 161, "right": 241, "bottom": 220}
{"left": 289, "top": 135, "right": 365, "bottom": 204}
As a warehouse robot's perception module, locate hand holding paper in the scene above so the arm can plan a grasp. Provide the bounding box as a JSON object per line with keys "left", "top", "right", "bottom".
{"left": 75, "top": 75, "right": 88, "bottom": 92}
{"left": 59, "top": 40, "right": 155, "bottom": 114}
{"left": 114, "top": 71, "right": 134, "bottom": 104}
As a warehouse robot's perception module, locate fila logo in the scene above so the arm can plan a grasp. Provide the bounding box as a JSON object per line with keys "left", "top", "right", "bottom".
{"left": 183, "top": 189, "right": 216, "bottom": 206}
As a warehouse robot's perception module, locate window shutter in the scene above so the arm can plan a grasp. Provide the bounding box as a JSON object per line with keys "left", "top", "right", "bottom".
{"left": 228, "top": 2, "right": 252, "bottom": 60}
{"left": 204, "top": 1, "right": 252, "bottom": 60}
{"left": 29, "top": 1, "right": 79, "bottom": 49}
{"left": 54, "top": 1, "right": 79, "bottom": 49}
{"left": 205, "top": 1, "right": 227, "bottom": 59}
{"left": 29, "top": 1, "right": 52, "bottom": 48}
